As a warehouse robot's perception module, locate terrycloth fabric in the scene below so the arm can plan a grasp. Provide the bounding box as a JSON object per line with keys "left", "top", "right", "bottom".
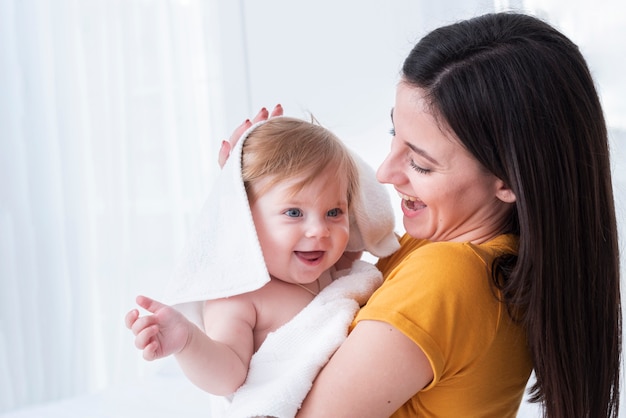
{"left": 163, "top": 118, "right": 399, "bottom": 313}
{"left": 346, "top": 151, "right": 399, "bottom": 257}
{"left": 225, "top": 260, "right": 383, "bottom": 418}
{"left": 164, "top": 121, "right": 271, "bottom": 308}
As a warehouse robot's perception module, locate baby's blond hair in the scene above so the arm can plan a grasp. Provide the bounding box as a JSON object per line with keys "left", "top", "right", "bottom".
{"left": 241, "top": 117, "right": 358, "bottom": 207}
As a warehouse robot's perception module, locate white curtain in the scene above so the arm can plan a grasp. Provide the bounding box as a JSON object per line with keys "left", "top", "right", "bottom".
{"left": 0, "top": 0, "right": 226, "bottom": 411}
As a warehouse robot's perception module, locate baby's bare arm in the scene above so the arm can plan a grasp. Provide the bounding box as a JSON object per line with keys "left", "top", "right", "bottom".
{"left": 174, "top": 296, "right": 256, "bottom": 395}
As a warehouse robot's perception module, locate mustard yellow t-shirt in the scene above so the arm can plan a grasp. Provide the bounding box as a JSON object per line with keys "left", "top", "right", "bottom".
{"left": 354, "top": 233, "right": 532, "bottom": 417}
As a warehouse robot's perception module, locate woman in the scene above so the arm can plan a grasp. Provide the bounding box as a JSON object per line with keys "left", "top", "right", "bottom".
{"left": 225, "top": 12, "right": 621, "bottom": 418}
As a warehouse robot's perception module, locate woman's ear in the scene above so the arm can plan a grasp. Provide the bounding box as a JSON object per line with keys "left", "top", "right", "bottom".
{"left": 495, "top": 179, "right": 516, "bottom": 203}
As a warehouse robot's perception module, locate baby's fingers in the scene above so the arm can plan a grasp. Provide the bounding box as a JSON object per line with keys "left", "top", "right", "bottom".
{"left": 128, "top": 312, "right": 159, "bottom": 337}
{"left": 135, "top": 295, "right": 168, "bottom": 314}
{"left": 143, "top": 341, "right": 160, "bottom": 361}
{"left": 135, "top": 327, "right": 164, "bottom": 361}
{"left": 134, "top": 324, "right": 159, "bottom": 351}
{"left": 124, "top": 309, "right": 139, "bottom": 329}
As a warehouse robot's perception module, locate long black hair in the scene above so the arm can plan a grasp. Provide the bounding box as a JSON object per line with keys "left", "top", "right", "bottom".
{"left": 402, "top": 12, "right": 621, "bottom": 418}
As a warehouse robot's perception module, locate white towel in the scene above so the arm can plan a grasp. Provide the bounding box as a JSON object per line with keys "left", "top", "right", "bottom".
{"left": 225, "top": 259, "right": 382, "bottom": 418}
{"left": 163, "top": 118, "right": 399, "bottom": 314}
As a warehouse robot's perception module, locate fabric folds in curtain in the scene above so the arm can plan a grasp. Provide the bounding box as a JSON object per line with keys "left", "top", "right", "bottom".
{"left": 0, "top": 0, "right": 221, "bottom": 412}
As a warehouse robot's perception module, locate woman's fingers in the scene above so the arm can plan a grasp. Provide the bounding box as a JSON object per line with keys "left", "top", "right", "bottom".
{"left": 269, "top": 103, "right": 283, "bottom": 117}
{"left": 218, "top": 140, "right": 232, "bottom": 168}
{"left": 251, "top": 107, "right": 269, "bottom": 124}
{"left": 250, "top": 104, "right": 283, "bottom": 122}
{"left": 218, "top": 105, "right": 283, "bottom": 168}
{"left": 218, "top": 119, "right": 252, "bottom": 167}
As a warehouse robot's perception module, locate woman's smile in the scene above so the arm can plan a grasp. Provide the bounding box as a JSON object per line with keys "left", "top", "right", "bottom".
{"left": 397, "top": 191, "right": 426, "bottom": 215}
{"left": 376, "top": 83, "right": 515, "bottom": 243}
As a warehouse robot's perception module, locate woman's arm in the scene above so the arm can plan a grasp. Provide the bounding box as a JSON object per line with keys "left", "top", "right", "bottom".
{"left": 297, "top": 320, "right": 433, "bottom": 417}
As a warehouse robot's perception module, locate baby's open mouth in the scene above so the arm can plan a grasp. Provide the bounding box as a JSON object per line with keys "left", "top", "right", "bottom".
{"left": 295, "top": 251, "right": 324, "bottom": 262}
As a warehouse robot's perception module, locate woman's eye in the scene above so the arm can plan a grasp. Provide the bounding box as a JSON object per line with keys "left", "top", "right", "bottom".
{"left": 327, "top": 208, "right": 343, "bottom": 217}
{"left": 284, "top": 208, "right": 302, "bottom": 218}
{"left": 409, "top": 159, "right": 431, "bottom": 174}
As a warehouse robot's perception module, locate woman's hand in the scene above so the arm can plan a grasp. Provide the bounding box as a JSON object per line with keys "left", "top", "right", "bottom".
{"left": 218, "top": 104, "right": 283, "bottom": 167}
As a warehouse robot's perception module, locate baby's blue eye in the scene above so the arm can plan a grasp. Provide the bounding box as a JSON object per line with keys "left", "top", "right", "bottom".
{"left": 284, "top": 208, "right": 302, "bottom": 217}
{"left": 327, "top": 208, "right": 342, "bottom": 217}
{"left": 389, "top": 128, "right": 396, "bottom": 136}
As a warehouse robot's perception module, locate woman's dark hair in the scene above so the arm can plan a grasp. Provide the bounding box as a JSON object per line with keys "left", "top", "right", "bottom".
{"left": 402, "top": 12, "right": 621, "bottom": 418}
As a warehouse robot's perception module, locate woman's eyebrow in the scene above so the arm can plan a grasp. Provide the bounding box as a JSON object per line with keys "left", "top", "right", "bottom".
{"left": 404, "top": 141, "right": 441, "bottom": 166}
{"left": 391, "top": 107, "right": 441, "bottom": 167}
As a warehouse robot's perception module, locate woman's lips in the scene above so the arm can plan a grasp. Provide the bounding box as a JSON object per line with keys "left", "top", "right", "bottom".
{"left": 397, "top": 191, "right": 426, "bottom": 215}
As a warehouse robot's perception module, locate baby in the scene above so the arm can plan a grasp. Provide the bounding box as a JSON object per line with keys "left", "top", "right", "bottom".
{"left": 125, "top": 116, "right": 398, "bottom": 417}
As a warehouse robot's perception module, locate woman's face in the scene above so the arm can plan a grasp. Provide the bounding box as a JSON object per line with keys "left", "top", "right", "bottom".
{"left": 377, "top": 83, "right": 515, "bottom": 244}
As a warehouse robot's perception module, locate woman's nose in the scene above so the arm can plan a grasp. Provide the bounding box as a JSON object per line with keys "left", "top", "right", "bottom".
{"left": 376, "top": 152, "right": 397, "bottom": 185}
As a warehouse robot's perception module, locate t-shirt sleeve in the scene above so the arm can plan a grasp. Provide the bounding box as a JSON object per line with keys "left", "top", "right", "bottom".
{"left": 355, "top": 242, "right": 502, "bottom": 389}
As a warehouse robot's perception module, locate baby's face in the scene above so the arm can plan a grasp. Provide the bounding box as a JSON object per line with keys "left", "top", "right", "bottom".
{"left": 250, "top": 170, "right": 350, "bottom": 285}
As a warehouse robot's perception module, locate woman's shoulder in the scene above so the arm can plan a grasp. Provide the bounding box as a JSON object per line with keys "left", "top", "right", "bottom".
{"left": 373, "top": 235, "right": 518, "bottom": 303}
{"left": 364, "top": 235, "right": 518, "bottom": 346}
{"left": 361, "top": 235, "right": 515, "bottom": 360}
{"left": 420, "top": 234, "right": 518, "bottom": 269}
{"left": 378, "top": 233, "right": 517, "bottom": 277}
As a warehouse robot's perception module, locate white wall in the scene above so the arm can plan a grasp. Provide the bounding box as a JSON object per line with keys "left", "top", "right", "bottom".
{"left": 217, "top": 0, "right": 512, "bottom": 168}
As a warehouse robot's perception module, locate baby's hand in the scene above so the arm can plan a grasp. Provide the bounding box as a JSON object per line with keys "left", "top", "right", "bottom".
{"left": 125, "top": 295, "right": 192, "bottom": 361}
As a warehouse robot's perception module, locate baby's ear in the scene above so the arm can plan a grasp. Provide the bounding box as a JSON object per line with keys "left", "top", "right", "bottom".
{"left": 495, "top": 180, "right": 516, "bottom": 203}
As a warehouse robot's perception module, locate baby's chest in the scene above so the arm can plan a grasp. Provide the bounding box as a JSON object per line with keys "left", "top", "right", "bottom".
{"left": 251, "top": 284, "right": 314, "bottom": 350}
